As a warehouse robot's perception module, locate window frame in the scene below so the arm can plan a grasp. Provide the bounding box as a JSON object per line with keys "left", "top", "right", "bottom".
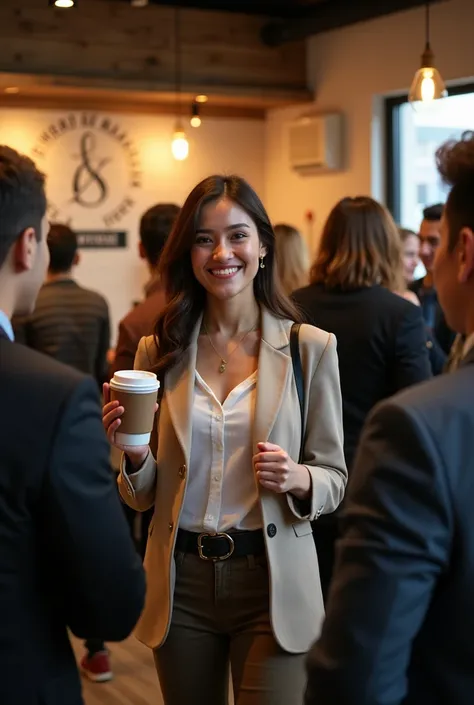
{"left": 385, "top": 82, "right": 474, "bottom": 223}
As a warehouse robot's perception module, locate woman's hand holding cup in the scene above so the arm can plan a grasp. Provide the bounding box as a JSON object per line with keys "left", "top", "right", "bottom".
{"left": 102, "top": 373, "right": 159, "bottom": 471}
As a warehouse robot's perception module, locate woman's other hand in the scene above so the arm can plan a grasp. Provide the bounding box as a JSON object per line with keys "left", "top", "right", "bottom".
{"left": 253, "top": 442, "right": 311, "bottom": 500}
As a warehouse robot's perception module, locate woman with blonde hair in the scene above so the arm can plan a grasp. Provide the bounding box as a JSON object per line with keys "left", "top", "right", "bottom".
{"left": 274, "top": 223, "right": 309, "bottom": 295}
{"left": 102, "top": 175, "right": 347, "bottom": 705}
{"left": 293, "top": 196, "right": 431, "bottom": 598}
{"left": 396, "top": 227, "right": 421, "bottom": 306}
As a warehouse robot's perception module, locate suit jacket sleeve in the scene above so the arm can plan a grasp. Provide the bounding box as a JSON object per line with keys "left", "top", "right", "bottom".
{"left": 393, "top": 302, "right": 432, "bottom": 390}
{"left": 305, "top": 400, "right": 452, "bottom": 705}
{"left": 287, "top": 332, "right": 347, "bottom": 521}
{"left": 44, "top": 376, "right": 146, "bottom": 641}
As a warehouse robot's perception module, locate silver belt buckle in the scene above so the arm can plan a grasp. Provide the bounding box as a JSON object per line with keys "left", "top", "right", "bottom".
{"left": 197, "top": 532, "right": 235, "bottom": 561}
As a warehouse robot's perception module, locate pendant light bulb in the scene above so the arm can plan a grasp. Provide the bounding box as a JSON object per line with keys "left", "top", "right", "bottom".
{"left": 409, "top": 4, "right": 447, "bottom": 104}
{"left": 171, "top": 123, "right": 189, "bottom": 161}
{"left": 190, "top": 102, "right": 201, "bottom": 128}
{"left": 53, "top": 0, "right": 75, "bottom": 7}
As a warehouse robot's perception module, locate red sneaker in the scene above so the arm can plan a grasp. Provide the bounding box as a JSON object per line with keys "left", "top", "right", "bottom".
{"left": 80, "top": 650, "right": 113, "bottom": 683}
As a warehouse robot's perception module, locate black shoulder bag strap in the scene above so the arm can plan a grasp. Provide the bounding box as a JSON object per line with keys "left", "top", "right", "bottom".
{"left": 290, "top": 323, "right": 305, "bottom": 463}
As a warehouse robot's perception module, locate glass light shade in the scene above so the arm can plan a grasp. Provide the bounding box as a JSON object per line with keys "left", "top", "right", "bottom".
{"left": 409, "top": 66, "right": 447, "bottom": 102}
{"left": 54, "top": 0, "right": 74, "bottom": 7}
{"left": 171, "top": 128, "right": 189, "bottom": 161}
{"left": 190, "top": 115, "right": 201, "bottom": 128}
{"left": 409, "top": 45, "right": 447, "bottom": 104}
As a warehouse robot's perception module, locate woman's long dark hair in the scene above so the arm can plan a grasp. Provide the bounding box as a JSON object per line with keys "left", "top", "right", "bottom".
{"left": 153, "top": 175, "right": 301, "bottom": 375}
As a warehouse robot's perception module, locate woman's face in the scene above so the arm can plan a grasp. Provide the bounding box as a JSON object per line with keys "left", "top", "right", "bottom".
{"left": 191, "top": 197, "right": 266, "bottom": 302}
{"left": 402, "top": 233, "right": 420, "bottom": 284}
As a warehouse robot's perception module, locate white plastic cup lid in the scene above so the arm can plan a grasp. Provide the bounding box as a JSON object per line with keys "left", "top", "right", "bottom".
{"left": 110, "top": 370, "right": 159, "bottom": 391}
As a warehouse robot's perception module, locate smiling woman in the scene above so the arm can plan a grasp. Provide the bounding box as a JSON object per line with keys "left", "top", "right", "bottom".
{"left": 103, "top": 174, "right": 348, "bottom": 705}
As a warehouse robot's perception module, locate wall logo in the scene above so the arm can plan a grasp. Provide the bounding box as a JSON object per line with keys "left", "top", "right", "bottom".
{"left": 31, "top": 113, "right": 142, "bottom": 227}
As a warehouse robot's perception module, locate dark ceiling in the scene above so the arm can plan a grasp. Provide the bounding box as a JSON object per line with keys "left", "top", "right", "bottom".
{"left": 124, "top": 0, "right": 327, "bottom": 17}
{"left": 115, "top": 0, "right": 447, "bottom": 44}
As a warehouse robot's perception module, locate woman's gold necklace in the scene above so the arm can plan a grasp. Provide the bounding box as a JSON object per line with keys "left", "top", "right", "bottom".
{"left": 203, "top": 321, "right": 256, "bottom": 374}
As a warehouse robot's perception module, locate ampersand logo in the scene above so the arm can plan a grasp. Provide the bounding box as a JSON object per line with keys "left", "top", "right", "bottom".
{"left": 73, "top": 132, "right": 111, "bottom": 208}
{"left": 31, "top": 112, "right": 142, "bottom": 226}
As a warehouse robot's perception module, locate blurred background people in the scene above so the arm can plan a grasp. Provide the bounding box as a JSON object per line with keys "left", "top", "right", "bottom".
{"left": 0, "top": 145, "right": 145, "bottom": 705}
{"left": 293, "top": 196, "right": 431, "bottom": 599}
{"left": 411, "top": 203, "right": 456, "bottom": 369}
{"left": 110, "top": 202, "right": 180, "bottom": 560}
{"left": 112, "top": 203, "right": 180, "bottom": 375}
{"left": 305, "top": 129, "right": 474, "bottom": 705}
{"left": 273, "top": 222, "right": 309, "bottom": 295}
{"left": 14, "top": 223, "right": 110, "bottom": 390}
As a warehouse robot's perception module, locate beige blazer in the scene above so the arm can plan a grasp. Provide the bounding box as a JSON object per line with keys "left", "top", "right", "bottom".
{"left": 118, "top": 308, "right": 347, "bottom": 654}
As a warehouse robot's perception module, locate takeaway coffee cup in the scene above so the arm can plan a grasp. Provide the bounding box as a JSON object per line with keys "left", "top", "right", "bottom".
{"left": 109, "top": 370, "right": 160, "bottom": 446}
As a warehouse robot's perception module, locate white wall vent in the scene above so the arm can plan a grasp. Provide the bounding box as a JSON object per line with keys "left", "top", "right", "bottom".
{"left": 289, "top": 113, "right": 343, "bottom": 173}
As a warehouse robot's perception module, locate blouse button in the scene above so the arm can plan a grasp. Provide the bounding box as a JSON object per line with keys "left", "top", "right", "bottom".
{"left": 267, "top": 523, "right": 277, "bottom": 538}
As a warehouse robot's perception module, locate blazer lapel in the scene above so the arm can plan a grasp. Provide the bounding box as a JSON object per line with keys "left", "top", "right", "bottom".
{"left": 164, "top": 315, "right": 202, "bottom": 465}
{"left": 253, "top": 309, "right": 291, "bottom": 451}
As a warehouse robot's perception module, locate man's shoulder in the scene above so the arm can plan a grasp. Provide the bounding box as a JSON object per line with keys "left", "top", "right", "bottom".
{"left": 76, "top": 283, "right": 109, "bottom": 310}
{"left": 0, "top": 338, "right": 89, "bottom": 393}
{"left": 375, "top": 364, "right": 474, "bottom": 432}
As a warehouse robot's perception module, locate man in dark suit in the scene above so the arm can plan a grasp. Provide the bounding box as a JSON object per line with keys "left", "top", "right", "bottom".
{"left": 411, "top": 202, "right": 456, "bottom": 371}
{"left": 0, "top": 145, "right": 145, "bottom": 705}
{"left": 305, "top": 131, "right": 474, "bottom": 705}
{"left": 111, "top": 202, "right": 179, "bottom": 375}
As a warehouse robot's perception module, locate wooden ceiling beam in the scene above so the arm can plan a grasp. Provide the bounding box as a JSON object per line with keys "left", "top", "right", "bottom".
{"left": 0, "top": 0, "right": 310, "bottom": 113}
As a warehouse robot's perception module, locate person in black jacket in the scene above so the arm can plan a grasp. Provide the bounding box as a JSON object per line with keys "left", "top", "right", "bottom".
{"left": 0, "top": 145, "right": 146, "bottom": 705}
{"left": 305, "top": 130, "right": 474, "bottom": 705}
{"left": 293, "top": 196, "right": 431, "bottom": 598}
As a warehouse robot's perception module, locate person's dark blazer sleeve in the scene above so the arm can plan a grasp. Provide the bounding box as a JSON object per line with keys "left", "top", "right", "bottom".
{"left": 96, "top": 302, "right": 111, "bottom": 386}
{"left": 111, "top": 318, "right": 138, "bottom": 376}
{"left": 43, "top": 376, "right": 146, "bottom": 641}
{"left": 393, "top": 303, "right": 432, "bottom": 389}
{"left": 305, "top": 400, "right": 452, "bottom": 705}
{"left": 427, "top": 329, "right": 447, "bottom": 375}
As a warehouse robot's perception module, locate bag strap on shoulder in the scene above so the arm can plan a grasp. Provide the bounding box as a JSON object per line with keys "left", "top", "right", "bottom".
{"left": 290, "top": 323, "right": 305, "bottom": 463}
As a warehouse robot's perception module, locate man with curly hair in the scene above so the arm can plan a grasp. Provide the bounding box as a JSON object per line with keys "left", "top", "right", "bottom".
{"left": 305, "top": 131, "right": 474, "bottom": 705}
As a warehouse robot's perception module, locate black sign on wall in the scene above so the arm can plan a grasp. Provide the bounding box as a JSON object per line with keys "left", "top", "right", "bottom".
{"left": 76, "top": 231, "right": 127, "bottom": 249}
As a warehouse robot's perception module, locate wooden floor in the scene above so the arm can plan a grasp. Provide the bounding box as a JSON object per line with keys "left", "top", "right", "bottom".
{"left": 72, "top": 636, "right": 164, "bottom": 705}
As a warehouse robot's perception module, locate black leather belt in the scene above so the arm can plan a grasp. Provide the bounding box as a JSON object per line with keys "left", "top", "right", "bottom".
{"left": 176, "top": 528, "right": 265, "bottom": 561}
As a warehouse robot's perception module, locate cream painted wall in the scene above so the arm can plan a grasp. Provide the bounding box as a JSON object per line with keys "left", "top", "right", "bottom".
{"left": 264, "top": 0, "right": 474, "bottom": 255}
{"left": 0, "top": 109, "right": 264, "bottom": 344}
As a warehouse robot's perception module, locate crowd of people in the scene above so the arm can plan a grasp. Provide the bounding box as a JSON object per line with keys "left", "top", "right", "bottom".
{"left": 0, "top": 130, "right": 473, "bottom": 705}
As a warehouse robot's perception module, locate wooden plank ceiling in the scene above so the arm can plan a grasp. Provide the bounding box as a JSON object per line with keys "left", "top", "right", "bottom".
{"left": 0, "top": 0, "right": 311, "bottom": 119}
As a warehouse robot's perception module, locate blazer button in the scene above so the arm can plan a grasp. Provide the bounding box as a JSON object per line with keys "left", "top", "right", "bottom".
{"left": 266, "top": 523, "right": 277, "bottom": 538}
{"left": 168, "top": 522, "right": 174, "bottom": 532}
{"left": 426, "top": 340, "right": 433, "bottom": 349}
{"left": 178, "top": 465, "right": 186, "bottom": 478}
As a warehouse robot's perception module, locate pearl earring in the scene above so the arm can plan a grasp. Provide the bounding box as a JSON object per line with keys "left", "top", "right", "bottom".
{"left": 260, "top": 254, "right": 265, "bottom": 269}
